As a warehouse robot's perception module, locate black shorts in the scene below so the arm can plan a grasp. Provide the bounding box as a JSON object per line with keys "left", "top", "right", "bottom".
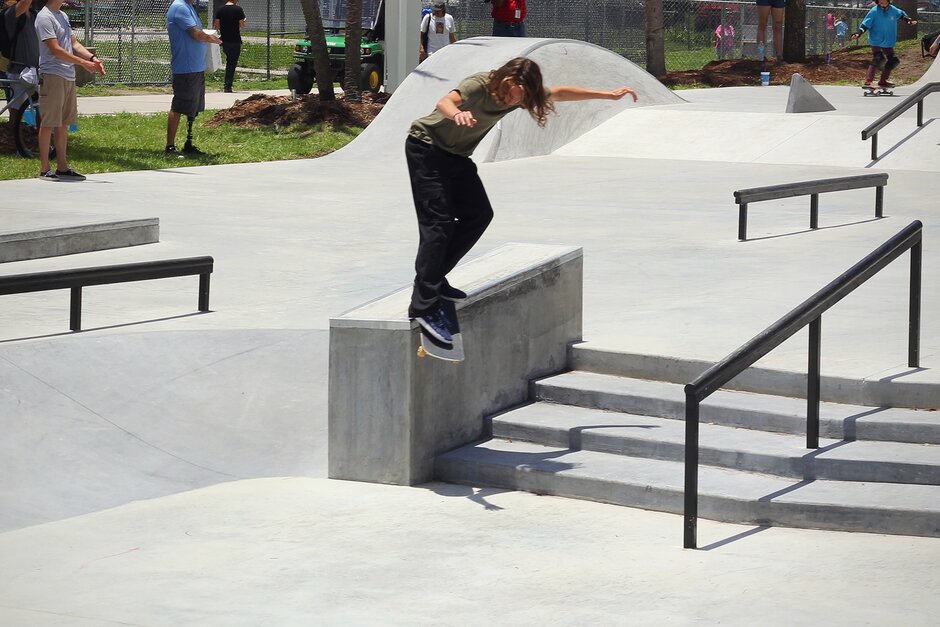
{"left": 171, "top": 72, "right": 206, "bottom": 117}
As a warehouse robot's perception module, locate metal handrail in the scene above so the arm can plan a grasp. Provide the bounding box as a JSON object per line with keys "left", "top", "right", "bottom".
{"left": 682, "top": 221, "right": 922, "bottom": 549}
{"left": 0, "top": 256, "right": 214, "bottom": 331}
{"left": 734, "top": 173, "right": 888, "bottom": 241}
{"left": 862, "top": 82, "right": 940, "bottom": 160}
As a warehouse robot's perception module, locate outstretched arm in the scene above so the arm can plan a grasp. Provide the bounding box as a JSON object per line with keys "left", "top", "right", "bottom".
{"left": 549, "top": 85, "right": 638, "bottom": 102}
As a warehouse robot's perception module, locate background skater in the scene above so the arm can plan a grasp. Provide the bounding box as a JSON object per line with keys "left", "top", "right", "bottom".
{"left": 851, "top": 0, "right": 916, "bottom": 90}
{"left": 405, "top": 57, "right": 638, "bottom": 344}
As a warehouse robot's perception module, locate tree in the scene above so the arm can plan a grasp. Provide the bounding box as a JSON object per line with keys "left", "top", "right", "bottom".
{"left": 896, "top": 0, "right": 918, "bottom": 41}
{"left": 782, "top": 0, "right": 806, "bottom": 62}
{"left": 298, "top": 0, "right": 336, "bottom": 101}
{"left": 645, "top": 0, "right": 665, "bottom": 77}
{"left": 344, "top": 0, "right": 363, "bottom": 102}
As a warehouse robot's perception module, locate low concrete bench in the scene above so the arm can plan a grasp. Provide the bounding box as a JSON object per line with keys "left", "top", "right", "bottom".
{"left": 0, "top": 218, "right": 159, "bottom": 263}
{"left": 0, "top": 256, "right": 213, "bottom": 332}
{"left": 734, "top": 173, "right": 888, "bottom": 241}
{"left": 329, "top": 243, "right": 583, "bottom": 486}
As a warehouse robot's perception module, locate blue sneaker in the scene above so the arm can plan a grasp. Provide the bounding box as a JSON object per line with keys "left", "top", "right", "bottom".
{"left": 414, "top": 305, "right": 453, "bottom": 344}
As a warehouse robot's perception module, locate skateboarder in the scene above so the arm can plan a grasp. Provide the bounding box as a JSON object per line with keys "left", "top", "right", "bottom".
{"left": 405, "top": 57, "right": 638, "bottom": 344}
{"left": 851, "top": 0, "right": 917, "bottom": 91}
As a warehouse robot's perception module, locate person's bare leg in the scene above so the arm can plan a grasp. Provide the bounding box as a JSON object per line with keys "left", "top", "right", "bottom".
{"left": 771, "top": 7, "right": 785, "bottom": 60}
{"left": 38, "top": 127, "right": 53, "bottom": 173}
{"left": 756, "top": 5, "right": 770, "bottom": 59}
{"left": 167, "top": 110, "right": 181, "bottom": 147}
{"left": 54, "top": 126, "right": 68, "bottom": 171}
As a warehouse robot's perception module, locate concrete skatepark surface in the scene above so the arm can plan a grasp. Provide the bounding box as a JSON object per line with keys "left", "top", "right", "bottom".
{"left": 1, "top": 37, "right": 938, "bottom": 624}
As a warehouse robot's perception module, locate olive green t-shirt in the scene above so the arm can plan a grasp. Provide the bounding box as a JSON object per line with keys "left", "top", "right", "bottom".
{"left": 408, "top": 72, "right": 522, "bottom": 157}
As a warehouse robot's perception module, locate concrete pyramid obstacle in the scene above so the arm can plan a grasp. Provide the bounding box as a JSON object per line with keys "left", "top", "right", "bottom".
{"left": 786, "top": 73, "right": 836, "bottom": 113}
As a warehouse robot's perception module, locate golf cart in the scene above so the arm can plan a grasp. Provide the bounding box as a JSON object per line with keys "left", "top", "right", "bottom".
{"left": 287, "top": 0, "right": 385, "bottom": 95}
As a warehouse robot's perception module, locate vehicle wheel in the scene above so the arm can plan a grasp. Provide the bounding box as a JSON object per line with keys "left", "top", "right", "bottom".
{"left": 11, "top": 106, "right": 55, "bottom": 160}
{"left": 359, "top": 63, "right": 382, "bottom": 93}
{"left": 288, "top": 62, "right": 314, "bottom": 95}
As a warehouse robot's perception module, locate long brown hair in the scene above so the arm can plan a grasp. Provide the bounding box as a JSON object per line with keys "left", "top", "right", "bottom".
{"left": 487, "top": 57, "right": 554, "bottom": 127}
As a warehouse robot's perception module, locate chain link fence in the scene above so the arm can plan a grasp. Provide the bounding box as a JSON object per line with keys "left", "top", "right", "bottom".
{"left": 71, "top": 0, "right": 940, "bottom": 85}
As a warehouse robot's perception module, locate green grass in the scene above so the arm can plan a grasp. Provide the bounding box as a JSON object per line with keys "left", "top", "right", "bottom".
{"left": 76, "top": 76, "right": 290, "bottom": 96}
{"left": 0, "top": 111, "right": 361, "bottom": 181}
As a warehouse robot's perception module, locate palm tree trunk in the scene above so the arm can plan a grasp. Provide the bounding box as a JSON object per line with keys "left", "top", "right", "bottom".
{"left": 298, "top": 0, "right": 336, "bottom": 101}
{"left": 645, "top": 0, "right": 666, "bottom": 77}
{"left": 344, "top": 0, "right": 363, "bottom": 102}
{"left": 783, "top": 0, "right": 806, "bottom": 62}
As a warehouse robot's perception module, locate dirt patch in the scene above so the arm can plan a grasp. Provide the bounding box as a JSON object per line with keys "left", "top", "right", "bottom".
{"left": 0, "top": 117, "right": 37, "bottom": 155}
{"left": 663, "top": 44, "right": 934, "bottom": 88}
{"left": 206, "top": 91, "right": 389, "bottom": 129}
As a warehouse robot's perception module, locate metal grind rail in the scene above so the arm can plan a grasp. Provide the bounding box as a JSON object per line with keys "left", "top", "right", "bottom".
{"left": 862, "top": 82, "right": 940, "bottom": 160}
{"left": 734, "top": 173, "right": 888, "bottom": 241}
{"left": 682, "top": 221, "right": 922, "bottom": 549}
{"left": 0, "top": 256, "right": 213, "bottom": 332}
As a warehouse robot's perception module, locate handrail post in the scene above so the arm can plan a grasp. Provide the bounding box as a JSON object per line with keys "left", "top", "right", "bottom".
{"left": 738, "top": 203, "right": 748, "bottom": 241}
{"left": 909, "top": 241, "right": 922, "bottom": 368}
{"left": 70, "top": 286, "right": 82, "bottom": 331}
{"left": 875, "top": 185, "right": 884, "bottom": 218}
{"left": 871, "top": 133, "right": 878, "bottom": 160}
{"left": 683, "top": 390, "right": 700, "bottom": 549}
{"left": 809, "top": 193, "right": 819, "bottom": 229}
{"left": 917, "top": 100, "right": 923, "bottom": 127}
{"left": 807, "top": 317, "right": 821, "bottom": 449}
{"left": 199, "top": 273, "right": 211, "bottom": 311}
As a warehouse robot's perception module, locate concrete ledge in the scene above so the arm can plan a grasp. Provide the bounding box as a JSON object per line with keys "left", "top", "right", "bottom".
{"left": 0, "top": 218, "right": 160, "bottom": 263}
{"left": 328, "top": 243, "right": 583, "bottom": 485}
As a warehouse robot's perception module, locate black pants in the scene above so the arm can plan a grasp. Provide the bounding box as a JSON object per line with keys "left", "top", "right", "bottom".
{"left": 222, "top": 42, "right": 241, "bottom": 89}
{"left": 405, "top": 136, "right": 493, "bottom": 316}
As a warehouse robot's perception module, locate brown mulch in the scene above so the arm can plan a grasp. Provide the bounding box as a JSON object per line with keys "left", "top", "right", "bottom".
{"left": 205, "top": 91, "right": 390, "bottom": 129}
{"left": 0, "top": 117, "right": 37, "bottom": 155}
{"left": 662, "top": 44, "right": 934, "bottom": 88}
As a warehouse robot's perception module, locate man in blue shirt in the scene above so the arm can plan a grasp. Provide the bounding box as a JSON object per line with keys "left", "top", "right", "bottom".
{"left": 165, "top": 0, "right": 220, "bottom": 156}
{"left": 851, "top": 0, "right": 917, "bottom": 89}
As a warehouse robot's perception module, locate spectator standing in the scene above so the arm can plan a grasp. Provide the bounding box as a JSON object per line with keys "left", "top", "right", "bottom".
{"left": 35, "top": 0, "right": 105, "bottom": 181}
{"left": 419, "top": 2, "right": 456, "bottom": 62}
{"left": 835, "top": 16, "right": 848, "bottom": 47}
{"left": 491, "top": 0, "right": 526, "bottom": 37}
{"left": 213, "top": 0, "right": 245, "bottom": 93}
{"left": 755, "top": 0, "right": 785, "bottom": 62}
{"left": 714, "top": 22, "right": 735, "bottom": 60}
{"left": 165, "top": 0, "right": 221, "bottom": 156}
{"left": 4, "top": 0, "right": 40, "bottom": 111}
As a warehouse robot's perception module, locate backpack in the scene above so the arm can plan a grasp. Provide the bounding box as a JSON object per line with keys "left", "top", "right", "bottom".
{"left": 922, "top": 30, "right": 940, "bottom": 57}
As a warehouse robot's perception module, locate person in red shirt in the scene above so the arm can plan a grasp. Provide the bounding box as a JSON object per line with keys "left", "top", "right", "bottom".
{"left": 491, "top": 0, "right": 526, "bottom": 37}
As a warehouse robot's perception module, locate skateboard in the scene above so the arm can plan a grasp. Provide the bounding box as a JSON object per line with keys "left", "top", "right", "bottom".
{"left": 416, "top": 300, "right": 464, "bottom": 362}
{"left": 862, "top": 85, "right": 895, "bottom": 96}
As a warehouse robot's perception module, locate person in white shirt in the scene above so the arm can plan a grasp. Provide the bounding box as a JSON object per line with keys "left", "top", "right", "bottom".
{"left": 419, "top": 2, "right": 456, "bottom": 61}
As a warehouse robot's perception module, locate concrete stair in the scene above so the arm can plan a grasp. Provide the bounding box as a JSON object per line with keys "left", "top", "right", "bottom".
{"left": 436, "top": 350, "right": 940, "bottom": 538}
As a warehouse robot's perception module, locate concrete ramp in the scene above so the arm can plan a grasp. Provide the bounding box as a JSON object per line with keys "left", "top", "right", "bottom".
{"left": 333, "top": 37, "right": 683, "bottom": 163}
{"left": 909, "top": 53, "right": 940, "bottom": 88}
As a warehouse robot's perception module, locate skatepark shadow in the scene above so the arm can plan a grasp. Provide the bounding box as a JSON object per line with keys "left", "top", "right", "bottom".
{"left": 424, "top": 482, "right": 510, "bottom": 511}
{"left": 0, "top": 310, "right": 211, "bottom": 343}
{"left": 742, "top": 216, "right": 883, "bottom": 242}
{"left": 867, "top": 118, "right": 935, "bottom": 168}
{"left": 567, "top": 424, "right": 660, "bottom": 449}
{"left": 700, "top": 525, "right": 772, "bottom": 551}
{"left": 841, "top": 406, "right": 890, "bottom": 441}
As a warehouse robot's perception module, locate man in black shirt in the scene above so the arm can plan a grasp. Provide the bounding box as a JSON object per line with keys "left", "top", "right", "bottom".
{"left": 213, "top": 0, "right": 245, "bottom": 93}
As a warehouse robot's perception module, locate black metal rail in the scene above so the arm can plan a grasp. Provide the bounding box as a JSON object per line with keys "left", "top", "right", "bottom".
{"left": 682, "top": 221, "right": 922, "bottom": 549}
{"left": 862, "top": 82, "right": 940, "bottom": 160}
{"left": 734, "top": 173, "right": 888, "bottom": 241}
{"left": 0, "top": 256, "right": 214, "bottom": 332}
